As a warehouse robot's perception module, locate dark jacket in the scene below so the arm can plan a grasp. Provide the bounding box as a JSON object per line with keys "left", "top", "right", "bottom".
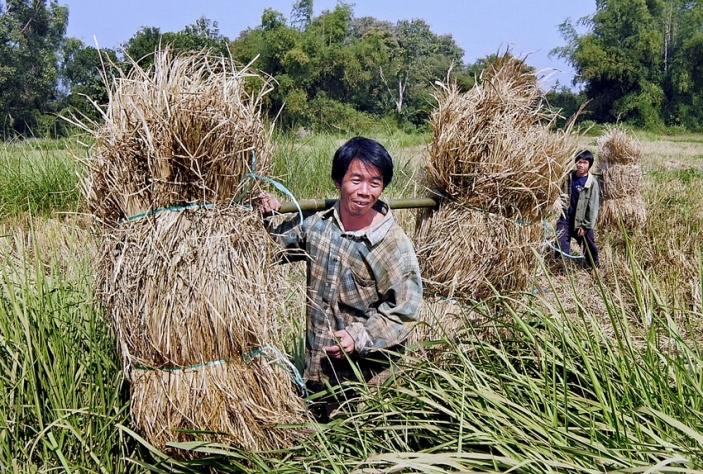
{"left": 561, "top": 171, "right": 600, "bottom": 230}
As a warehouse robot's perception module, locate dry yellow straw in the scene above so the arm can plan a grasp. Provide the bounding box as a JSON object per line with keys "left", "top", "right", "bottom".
{"left": 79, "top": 48, "right": 274, "bottom": 223}
{"left": 596, "top": 126, "right": 647, "bottom": 230}
{"left": 416, "top": 53, "right": 579, "bottom": 299}
{"left": 81, "top": 49, "right": 307, "bottom": 457}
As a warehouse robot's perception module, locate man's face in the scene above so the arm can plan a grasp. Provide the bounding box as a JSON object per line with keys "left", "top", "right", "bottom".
{"left": 575, "top": 158, "right": 590, "bottom": 177}
{"left": 334, "top": 158, "right": 384, "bottom": 218}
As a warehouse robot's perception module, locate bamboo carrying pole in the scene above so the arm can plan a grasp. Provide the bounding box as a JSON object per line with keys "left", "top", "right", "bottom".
{"left": 278, "top": 197, "right": 438, "bottom": 214}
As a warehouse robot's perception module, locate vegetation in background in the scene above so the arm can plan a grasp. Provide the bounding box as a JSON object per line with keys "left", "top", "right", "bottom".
{"left": 0, "top": 0, "right": 68, "bottom": 138}
{"left": 553, "top": 0, "right": 703, "bottom": 131}
{"left": 0, "top": 218, "right": 128, "bottom": 472}
{"left": 0, "top": 138, "right": 83, "bottom": 218}
{"left": 5, "top": 0, "right": 703, "bottom": 138}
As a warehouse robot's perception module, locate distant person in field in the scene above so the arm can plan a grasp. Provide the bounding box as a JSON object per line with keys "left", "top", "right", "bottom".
{"left": 258, "top": 136, "right": 423, "bottom": 419}
{"left": 555, "top": 150, "right": 601, "bottom": 270}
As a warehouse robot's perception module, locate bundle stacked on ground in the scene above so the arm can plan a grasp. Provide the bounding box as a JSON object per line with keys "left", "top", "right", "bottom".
{"left": 415, "top": 54, "right": 579, "bottom": 301}
{"left": 82, "top": 49, "right": 305, "bottom": 455}
{"left": 596, "top": 127, "right": 647, "bottom": 231}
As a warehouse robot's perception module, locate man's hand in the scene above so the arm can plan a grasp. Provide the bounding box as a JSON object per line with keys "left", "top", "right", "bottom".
{"left": 257, "top": 192, "right": 281, "bottom": 215}
{"left": 324, "top": 330, "right": 355, "bottom": 359}
{"left": 577, "top": 228, "right": 586, "bottom": 237}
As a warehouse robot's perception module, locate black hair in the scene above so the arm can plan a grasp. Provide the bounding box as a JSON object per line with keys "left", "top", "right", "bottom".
{"left": 575, "top": 150, "right": 594, "bottom": 165}
{"left": 331, "top": 137, "right": 394, "bottom": 188}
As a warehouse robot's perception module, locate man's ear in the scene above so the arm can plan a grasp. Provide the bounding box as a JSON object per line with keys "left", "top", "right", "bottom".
{"left": 333, "top": 180, "right": 341, "bottom": 190}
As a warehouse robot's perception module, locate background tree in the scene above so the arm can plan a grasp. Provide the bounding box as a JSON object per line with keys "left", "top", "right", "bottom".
{"left": 555, "top": 0, "right": 665, "bottom": 128}
{"left": 57, "top": 38, "right": 118, "bottom": 124}
{"left": 0, "top": 0, "right": 67, "bottom": 137}
{"left": 230, "top": 3, "right": 469, "bottom": 131}
{"left": 122, "top": 18, "right": 229, "bottom": 70}
{"left": 550, "top": 0, "right": 703, "bottom": 130}
{"left": 290, "top": 0, "right": 313, "bottom": 30}
{"left": 662, "top": 0, "right": 703, "bottom": 129}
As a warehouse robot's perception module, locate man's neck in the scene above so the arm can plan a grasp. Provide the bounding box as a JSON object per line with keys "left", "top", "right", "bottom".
{"left": 339, "top": 207, "right": 383, "bottom": 232}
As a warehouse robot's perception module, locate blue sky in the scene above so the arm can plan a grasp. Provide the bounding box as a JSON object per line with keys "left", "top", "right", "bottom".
{"left": 60, "top": 0, "right": 595, "bottom": 89}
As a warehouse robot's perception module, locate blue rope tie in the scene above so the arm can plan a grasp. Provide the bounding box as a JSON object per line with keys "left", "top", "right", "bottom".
{"left": 121, "top": 150, "right": 303, "bottom": 223}
{"left": 229, "top": 150, "right": 304, "bottom": 222}
{"left": 543, "top": 221, "right": 585, "bottom": 260}
{"left": 132, "top": 359, "right": 226, "bottom": 372}
{"left": 244, "top": 346, "right": 307, "bottom": 396}
{"left": 131, "top": 348, "right": 307, "bottom": 396}
{"left": 122, "top": 202, "right": 216, "bottom": 223}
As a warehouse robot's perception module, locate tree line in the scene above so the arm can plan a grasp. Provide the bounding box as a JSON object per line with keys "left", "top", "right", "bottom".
{"left": 553, "top": 0, "right": 703, "bottom": 131}
{"left": 2, "top": 0, "right": 703, "bottom": 139}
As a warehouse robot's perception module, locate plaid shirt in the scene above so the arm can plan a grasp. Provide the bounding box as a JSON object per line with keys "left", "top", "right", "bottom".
{"left": 269, "top": 200, "right": 422, "bottom": 383}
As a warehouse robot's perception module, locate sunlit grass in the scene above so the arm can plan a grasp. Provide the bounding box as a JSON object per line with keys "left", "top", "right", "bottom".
{"left": 0, "top": 138, "right": 86, "bottom": 218}
{"left": 1, "top": 132, "right": 703, "bottom": 472}
{"left": 0, "top": 218, "right": 129, "bottom": 472}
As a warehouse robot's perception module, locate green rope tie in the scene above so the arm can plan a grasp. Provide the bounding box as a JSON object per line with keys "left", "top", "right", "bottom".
{"left": 120, "top": 151, "right": 303, "bottom": 223}
{"left": 131, "top": 347, "right": 307, "bottom": 394}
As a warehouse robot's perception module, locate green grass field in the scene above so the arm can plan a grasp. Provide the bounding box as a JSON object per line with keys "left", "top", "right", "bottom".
{"left": 1, "top": 131, "right": 703, "bottom": 472}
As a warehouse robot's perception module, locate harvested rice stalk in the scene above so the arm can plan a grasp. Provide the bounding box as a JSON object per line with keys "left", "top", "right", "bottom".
{"left": 79, "top": 48, "right": 274, "bottom": 223}
{"left": 598, "top": 196, "right": 647, "bottom": 231}
{"left": 597, "top": 126, "right": 643, "bottom": 166}
{"left": 130, "top": 355, "right": 307, "bottom": 457}
{"left": 596, "top": 126, "right": 647, "bottom": 230}
{"left": 425, "top": 53, "right": 578, "bottom": 223}
{"left": 96, "top": 205, "right": 286, "bottom": 370}
{"left": 601, "top": 164, "right": 643, "bottom": 199}
{"left": 414, "top": 202, "right": 542, "bottom": 302}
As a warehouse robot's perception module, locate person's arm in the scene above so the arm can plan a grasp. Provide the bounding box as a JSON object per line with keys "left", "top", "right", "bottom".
{"left": 581, "top": 180, "right": 600, "bottom": 230}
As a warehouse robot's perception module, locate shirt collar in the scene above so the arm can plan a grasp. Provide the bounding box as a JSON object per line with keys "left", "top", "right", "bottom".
{"left": 323, "top": 199, "right": 394, "bottom": 245}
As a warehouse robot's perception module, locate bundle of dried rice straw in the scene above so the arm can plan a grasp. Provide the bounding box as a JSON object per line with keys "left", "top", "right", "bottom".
{"left": 596, "top": 127, "right": 647, "bottom": 231}
{"left": 82, "top": 49, "right": 306, "bottom": 456}
{"left": 82, "top": 48, "right": 274, "bottom": 222}
{"left": 415, "top": 53, "right": 579, "bottom": 301}
{"left": 415, "top": 202, "right": 542, "bottom": 300}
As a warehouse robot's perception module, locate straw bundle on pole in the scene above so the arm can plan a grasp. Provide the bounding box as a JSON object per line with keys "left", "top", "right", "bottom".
{"left": 424, "top": 54, "right": 576, "bottom": 223}
{"left": 596, "top": 127, "right": 647, "bottom": 231}
{"left": 97, "top": 207, "right": 286, "bottom": 369}
{"left": 82, "top": 49, "right": 306, "bottom": 456}
{"left": 82, "top": 48, "right": 274, "bottom": 223}
{"left": 415, "top": 53, "right": 579, "bottom": 301}
{"left": 130, "top": 356, "right": 305, "bottom": 453}
{"left": 414, "top": 202, "right": 542, "bottom": 300}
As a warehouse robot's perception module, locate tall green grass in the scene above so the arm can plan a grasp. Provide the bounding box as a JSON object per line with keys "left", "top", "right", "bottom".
{"left": 0, "top": 138, "right": 84, "bottom": 219}
{"left": 0, "top": 222, "right": 128, "bottom": 472}
{"left": 131, "top": 262, "right": 703, "bottom": 472}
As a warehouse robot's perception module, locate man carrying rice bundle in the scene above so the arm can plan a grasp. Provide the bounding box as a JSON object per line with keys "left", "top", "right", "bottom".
{"left": 555, "top": 150, "right": 601, "bottom": 271}
{"left": 258, "top": 137, "right": 423, "bottom": 421}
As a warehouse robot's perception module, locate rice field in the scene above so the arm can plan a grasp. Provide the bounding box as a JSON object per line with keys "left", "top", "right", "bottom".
{"left": 1, "top": 130, "right": 703, "bottom": 472}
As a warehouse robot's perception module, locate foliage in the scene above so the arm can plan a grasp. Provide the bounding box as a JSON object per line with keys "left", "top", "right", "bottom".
{"left": 122, "top": 17, "right": 230, "bottom": 69}
{"left": 1, "top": 133, "right": 703, "bottom": 471}
{"left": 57, "top": 39, "right": 119, "bottom": 124}
{"left": 554, "top": 0, "right": 703, "bottom": 131}
{"left": 0, "top": 0, "right": 67, "bottom": 138}
{"left": 230, "top": 3, "right": 471, "bottom": 132}
{"left": 0, "top": 218, "right": 128, "bottom": 472}
{"left": 545, "top": 85, "right": 588, "bottom": 128}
